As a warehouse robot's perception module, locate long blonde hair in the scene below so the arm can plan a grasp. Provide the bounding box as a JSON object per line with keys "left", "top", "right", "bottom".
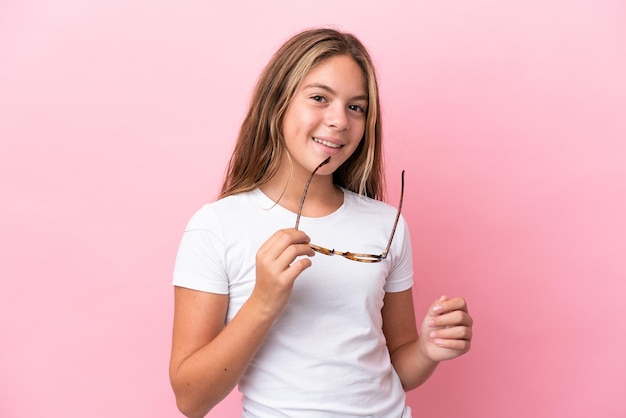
{"left": 220, "top": 28, "right": 385, "bottom": 200}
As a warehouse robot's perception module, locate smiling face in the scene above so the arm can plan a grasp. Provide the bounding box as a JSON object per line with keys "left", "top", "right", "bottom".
{"left": 281, "top": 54, "right": 368, "bottom": 178}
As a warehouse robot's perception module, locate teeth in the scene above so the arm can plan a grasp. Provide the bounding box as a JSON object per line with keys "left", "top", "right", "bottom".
{"left": 313, "top": 137, "right": 341, "bottom": 148}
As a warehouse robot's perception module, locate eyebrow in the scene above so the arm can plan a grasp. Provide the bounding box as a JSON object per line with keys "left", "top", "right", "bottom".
{"left": 303, "top": 83, "right": 368, "bottom": 102}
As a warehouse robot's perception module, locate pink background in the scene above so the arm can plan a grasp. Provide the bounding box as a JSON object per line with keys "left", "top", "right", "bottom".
{"left": 1, "top": 1, "right": 625, "bottom": 417}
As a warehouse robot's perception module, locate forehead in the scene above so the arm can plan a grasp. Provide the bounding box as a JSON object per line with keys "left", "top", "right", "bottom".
{"left": 300, "top": 55, "right": 367, "bottom": 96}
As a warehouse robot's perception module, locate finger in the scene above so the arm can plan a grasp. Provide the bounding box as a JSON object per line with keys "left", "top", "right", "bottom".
{"left": 430, "top": 295, "right": 447, "bottom": 314}
{"left": 432, "top": 296, "right": 468, "bottom": 315}
{"left": 269, "top": 228, "right": 311, "bottom": 249}
{"left": 433, "top": 337, "right": 472, "bottom": 352}
{"left": 258, "top": 242, "right": 315, "bottom": 285}
{"left": 275, "top": 242, "right": 316, "bottom": 270}
{"left": 259, "top": 229, "right": 311, "bottom": 260}
{"left": 429, "top": 325, "right": 472, "bottom": 341}
{"left": 288, "top": 256, "right": 313, "bottom": 277}
{"left": 429, "top": 310, "right": 473, "bottom": 329}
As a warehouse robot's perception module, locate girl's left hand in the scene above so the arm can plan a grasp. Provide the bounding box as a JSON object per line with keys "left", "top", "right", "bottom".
{"left": 419, "top": 295, "right": 473, "bottom": 362}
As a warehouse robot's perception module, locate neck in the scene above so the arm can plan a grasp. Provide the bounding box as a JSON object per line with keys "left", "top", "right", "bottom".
{"left": 260, "top": 163, "right": 342, "bottom": 217}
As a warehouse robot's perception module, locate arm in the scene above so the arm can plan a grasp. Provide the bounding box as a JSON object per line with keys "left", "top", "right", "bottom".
{"left": 169, "top": 229, "right": 314, "bottom": 418}
{"left": 382, "top": 290, "right": 473, "bottom": 391}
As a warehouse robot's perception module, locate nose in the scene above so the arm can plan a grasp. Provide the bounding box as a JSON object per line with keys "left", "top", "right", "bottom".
{"left": 325, "top": 103, "right": 349, "bottom": 131}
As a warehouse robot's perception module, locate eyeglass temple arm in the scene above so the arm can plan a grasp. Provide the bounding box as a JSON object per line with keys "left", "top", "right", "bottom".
{"left": 294, "top": 156, "right": 331, "bottom": 230}
{"left": 381, "top": 170, "right": 405, "bottom": 258}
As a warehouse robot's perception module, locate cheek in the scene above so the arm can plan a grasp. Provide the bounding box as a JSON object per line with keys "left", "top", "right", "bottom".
{"left": 282, "top": 106, "right": 315, "bottom": 138}
{"left": 346, "top": 134, "right": 365, "bottom": 159}
{"left": 352, "top": 119, "right": 366, "bottom": 143}
{"left": 281, "top": 112, "right": 299, "bottom": 144}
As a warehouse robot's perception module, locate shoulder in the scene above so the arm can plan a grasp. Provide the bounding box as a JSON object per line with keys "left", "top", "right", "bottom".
{"left": 342, "top": 188, "right": 399, "bottom": 218}
{"left": 185, "top": 190, "right": 259, "bottom": 231}
{"left": 341, "top": 188, "right": 411, "bottom": 248}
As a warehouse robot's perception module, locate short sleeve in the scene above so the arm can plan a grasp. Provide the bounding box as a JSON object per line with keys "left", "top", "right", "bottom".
{"left": 383, "top": 216, "right": 414, "bottom": 293}
{"left": 172, "top": 206, "right": 229, "bottom": 294}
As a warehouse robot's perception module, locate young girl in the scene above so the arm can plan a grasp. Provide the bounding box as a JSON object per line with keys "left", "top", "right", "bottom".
{"left": 170, "top": 28, "right": 473, "bottom": 418}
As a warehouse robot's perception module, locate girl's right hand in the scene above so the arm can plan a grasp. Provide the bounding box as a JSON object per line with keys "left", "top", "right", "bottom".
{"left": 250, "top": 228, "right": 315, "bottom": 320}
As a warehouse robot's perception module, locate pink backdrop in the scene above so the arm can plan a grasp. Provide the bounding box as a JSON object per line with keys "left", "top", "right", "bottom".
{"left": 1, "top": 1, "right": 625, "bottom": 417}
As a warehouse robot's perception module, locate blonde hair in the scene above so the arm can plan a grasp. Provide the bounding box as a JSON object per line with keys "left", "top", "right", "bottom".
{"left": 220, "top": 28, "right": 385, "bottom": 200}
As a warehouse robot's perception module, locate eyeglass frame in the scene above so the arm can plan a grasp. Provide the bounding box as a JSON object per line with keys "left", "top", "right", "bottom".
{"left": 294, "top": 157, "right": 405, "bottom": 263}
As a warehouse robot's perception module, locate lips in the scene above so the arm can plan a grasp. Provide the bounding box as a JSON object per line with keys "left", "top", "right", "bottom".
{"left": 312, "top": 137, "right": 343, "bottom": 149}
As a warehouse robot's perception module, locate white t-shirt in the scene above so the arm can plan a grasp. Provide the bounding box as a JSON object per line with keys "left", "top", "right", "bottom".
{"left": 173, "top": 188, "right": 414, "bottom": 417}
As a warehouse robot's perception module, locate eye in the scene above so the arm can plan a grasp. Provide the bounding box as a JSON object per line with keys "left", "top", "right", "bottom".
{"left": 348, "top": 104, "right": 366, "bottom": 113}
{"left": 311, "top": 95, "right": 327, "bottom": 103}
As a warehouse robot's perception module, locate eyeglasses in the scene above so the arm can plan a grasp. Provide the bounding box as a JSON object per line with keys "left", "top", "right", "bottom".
{"left": 294, "top": 157, "right": 405, "bottom": 263}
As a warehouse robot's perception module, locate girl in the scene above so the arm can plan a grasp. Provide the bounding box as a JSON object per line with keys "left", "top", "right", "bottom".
{"left": 170, "top": 28, "right": 473, "bottom": 418}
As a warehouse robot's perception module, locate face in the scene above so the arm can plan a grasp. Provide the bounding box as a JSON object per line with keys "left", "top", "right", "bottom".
{"left": 281, "top": 54, "right": 368, "bottom": 178}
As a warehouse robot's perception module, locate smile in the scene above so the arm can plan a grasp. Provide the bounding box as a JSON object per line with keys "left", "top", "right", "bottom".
{"left": 313, "top": 137, "right": 342, "bottom": 149}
